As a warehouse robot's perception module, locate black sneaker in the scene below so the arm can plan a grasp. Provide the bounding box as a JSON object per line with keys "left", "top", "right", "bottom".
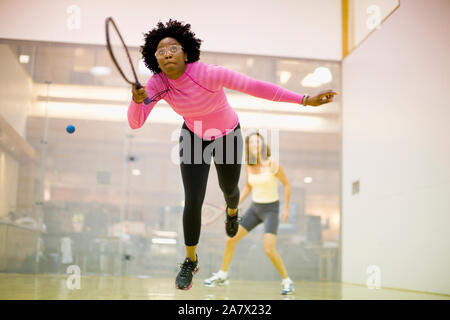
{"left": 175, "top": 255, "right": 199, "bottom": 290}
{"left": 225, "top": 206, "right": 239, "bottom": 237}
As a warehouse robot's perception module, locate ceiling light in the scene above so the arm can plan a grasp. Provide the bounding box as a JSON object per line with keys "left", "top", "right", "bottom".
{"left": 153, "top": 230, "right": 177, "bottom": 238}
{"left": 301, "top": 66, "right": 332, "bottom": 87}
{"left": 44, "top": 188, "right": 51, "bottom": 201}
{"left": 90, "top": 66, "right": 111, "bottom": 76}
{"left": 301, "top": 73, "right": 321, "bottom": 87}
{"left": 304, "top": 177, "right": 313, "bottom": 184}
{"left": 152, "top": 238, "right": 177, "bottom": 245}
{"left": 19, "top": 55, "right": 30, "bottom": 64}
{"left": 132, "top": 169, "right": 141, "bottom": 176}
{"left": 279, "top": 71, "right": 291, "bottom": 84}
{"left": 314, "top": 67, "right": 332, "bottom": 84}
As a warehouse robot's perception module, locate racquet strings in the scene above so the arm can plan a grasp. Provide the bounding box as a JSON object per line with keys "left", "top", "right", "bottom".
{"left": 106, "top": 18, "right": 170, "bottom": 102}
{"left": 107, "top": 19, "right": 138, "bottom": 85}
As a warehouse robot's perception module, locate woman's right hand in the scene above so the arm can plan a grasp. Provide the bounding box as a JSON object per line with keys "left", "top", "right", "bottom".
{"left": 132, "top": 84, "right": 148, "bottom": 104}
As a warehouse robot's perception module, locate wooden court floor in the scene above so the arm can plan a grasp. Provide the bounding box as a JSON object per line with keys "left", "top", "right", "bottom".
{"left": 0, "top": 273, "right": 448, "bottom": 300}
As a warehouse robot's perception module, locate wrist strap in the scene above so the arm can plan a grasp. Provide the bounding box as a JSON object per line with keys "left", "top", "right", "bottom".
{"left": 302, "top": 94, "right": 309, "bottom": 106}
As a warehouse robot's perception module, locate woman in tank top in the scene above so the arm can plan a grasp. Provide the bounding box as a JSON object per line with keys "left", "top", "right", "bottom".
{"left": 204, "top": 132, "right": 294, "bottom": 295}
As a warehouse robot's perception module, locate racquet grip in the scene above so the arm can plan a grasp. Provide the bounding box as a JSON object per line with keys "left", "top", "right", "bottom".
{"left": 134, "top": 83, "right": 150, "bottom": 105}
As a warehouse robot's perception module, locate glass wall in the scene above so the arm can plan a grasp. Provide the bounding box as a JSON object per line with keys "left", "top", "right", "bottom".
{"left": 0, "top": 39, "right": 341, "bottom": 282}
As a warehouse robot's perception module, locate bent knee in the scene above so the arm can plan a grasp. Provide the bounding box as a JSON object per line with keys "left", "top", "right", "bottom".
{"left": 264, "top": 245, "right": 276, "bottom": 256}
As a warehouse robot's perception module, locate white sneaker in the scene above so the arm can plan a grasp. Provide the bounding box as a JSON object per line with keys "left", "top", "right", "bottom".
{"left": 281, "top": 279, "right": 295, "bottom": 295}
{"left": 203, "top": 272, "right": 229, "bottom": 287}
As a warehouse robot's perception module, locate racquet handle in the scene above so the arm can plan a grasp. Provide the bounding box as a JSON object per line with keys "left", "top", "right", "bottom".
{"left": 135, "top": 83, "right": 151, "bottom": 105}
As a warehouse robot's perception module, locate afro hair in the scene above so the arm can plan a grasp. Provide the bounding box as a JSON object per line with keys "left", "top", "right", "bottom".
{"left": 141, "top": 19, "right": 202, "bottom": 74}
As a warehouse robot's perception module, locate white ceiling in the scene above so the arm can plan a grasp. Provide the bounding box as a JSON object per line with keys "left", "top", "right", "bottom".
{"left": 0, "top": 0, "right": 342, "bottom": 61}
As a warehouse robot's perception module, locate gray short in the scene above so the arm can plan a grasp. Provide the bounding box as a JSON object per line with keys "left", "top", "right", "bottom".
{"left": 239, "top": 200, "right": 280, "bottom": 235}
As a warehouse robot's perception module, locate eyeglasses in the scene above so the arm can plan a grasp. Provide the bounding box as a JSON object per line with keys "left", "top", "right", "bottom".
{"left": 154, "top": 45, "right": 183, "bottom": 58}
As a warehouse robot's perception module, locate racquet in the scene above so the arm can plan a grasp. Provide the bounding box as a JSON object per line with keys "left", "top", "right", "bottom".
{"left": 105, "top": 17, "right": 169, "bottom": 104}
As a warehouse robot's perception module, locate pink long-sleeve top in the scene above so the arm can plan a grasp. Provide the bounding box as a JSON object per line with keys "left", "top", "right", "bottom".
{"left": 127, "top": 61, "right": 306, "bottom": 140}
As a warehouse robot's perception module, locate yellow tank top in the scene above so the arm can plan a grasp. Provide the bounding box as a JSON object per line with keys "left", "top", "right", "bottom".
{"left": 247, "top": 161, "right": 279, "bottom": 203}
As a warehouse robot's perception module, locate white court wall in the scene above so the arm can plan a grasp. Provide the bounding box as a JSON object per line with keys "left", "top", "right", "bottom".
{"left": 342, "top": 0, "right": 450, "bottom": 295}
{"left": 0, "top": 0, "right": 342, "bottom": 61}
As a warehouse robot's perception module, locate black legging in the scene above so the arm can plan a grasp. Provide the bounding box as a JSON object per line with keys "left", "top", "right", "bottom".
{"left": 179, "top": 122, "right": 243, "bottom": 246}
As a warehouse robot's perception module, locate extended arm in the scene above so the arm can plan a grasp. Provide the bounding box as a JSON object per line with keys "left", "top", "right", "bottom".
{"left": 208, "top": 65, "right": 305, "bottom": 104}
{"left": 208, "top": 64, "right": 338, "bottom": 107}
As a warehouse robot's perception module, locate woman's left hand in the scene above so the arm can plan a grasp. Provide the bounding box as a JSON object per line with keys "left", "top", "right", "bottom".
{"left": 281, "top": 207, "right": 289, "bottom": 223}
{"left": 305, "top": 90, "right": 339, "bottom": 107}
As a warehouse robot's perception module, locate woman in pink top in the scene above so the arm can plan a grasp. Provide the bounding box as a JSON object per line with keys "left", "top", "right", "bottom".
{"left": 129, "top": 19, "right": 338, "bottom": 290}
